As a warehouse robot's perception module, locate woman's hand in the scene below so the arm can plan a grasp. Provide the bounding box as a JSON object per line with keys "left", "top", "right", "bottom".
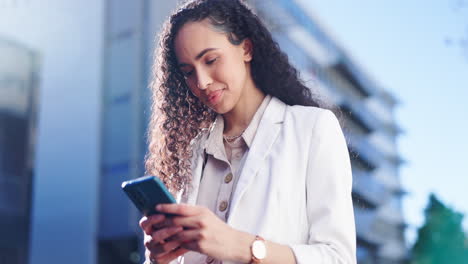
{"left": 156, "top": 203, "right": 242, "bottom": 261}
{"left": 139, "top": 214, "right": 189, "bottom": 264}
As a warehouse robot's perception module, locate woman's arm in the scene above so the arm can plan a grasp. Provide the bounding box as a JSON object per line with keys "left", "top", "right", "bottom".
{"left": 231, "top": 231, "right": 296, "bottom": 264}
{"left": 227, "top": 110, "right": 356, "bottom": 264}
{"left": 156, "top": 203, "right": 297, "bottom": 263}
{"left": 288, "top": 110, "right": 356, "bottom": 264}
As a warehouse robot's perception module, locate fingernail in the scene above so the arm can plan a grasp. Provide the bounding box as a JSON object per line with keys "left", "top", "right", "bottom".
{"left": 156, "top": 204, "right": 162, "bottom": 210}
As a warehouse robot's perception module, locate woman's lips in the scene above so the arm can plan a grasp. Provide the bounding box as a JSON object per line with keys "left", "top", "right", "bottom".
{"left": 207, "top": 89, "right": 224, "bottom": 105}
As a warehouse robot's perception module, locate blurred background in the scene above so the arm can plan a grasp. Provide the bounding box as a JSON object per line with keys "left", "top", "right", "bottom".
{"left": 0, "top": 0, "right": 467, "bottom": 263}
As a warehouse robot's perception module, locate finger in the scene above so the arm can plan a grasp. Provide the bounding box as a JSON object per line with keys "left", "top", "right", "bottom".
{"left": 145, "top": 238, "right": 180, "bottom": 257}
{"left": 140, "top": 214, "right": 165, "bottom": 234}
{"left": 171, "top": 229, "right": 203, "bottom": 243}
{"left": 161, "top": 240, "right": 183, "bottom": 253}
{"left": 152, "top": 217, "right": 174, "bottom": 230}
{"left": 141, "top": 214, "right": 166, "bottom": 235}
{"left": 153, "top": 247, "right": 190, "bottom": 264}
{"left": 151, "top": 246, "right": 187, "bottom": 263}
{"left": 139, "top": 216, "right": 150, "bottom": 233}
{"left": 180, "top": 240, "right": 201, "bottom": 252}
{"left": 148, "top": 240, "right": 183, "bottom": 257}
{"left": 156, "top": 203, "right": 201, "bottom": 216}
{"left": 144, "top": 227, "right": 182, "bottom": 254}
{"left": 170, "top": 215, "right": 206, "bottom": 229}
{"left": 152, "top": 226, "right": 184, "bottom": 245}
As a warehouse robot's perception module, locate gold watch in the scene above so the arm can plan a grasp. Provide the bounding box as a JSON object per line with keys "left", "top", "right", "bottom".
{"left": 250, "top": 235, "right": 266, "bottom": 263}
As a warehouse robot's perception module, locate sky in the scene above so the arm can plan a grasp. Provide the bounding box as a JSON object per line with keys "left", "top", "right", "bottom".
{"left": 302, "top": 0, "right": 468, "bottom": 246}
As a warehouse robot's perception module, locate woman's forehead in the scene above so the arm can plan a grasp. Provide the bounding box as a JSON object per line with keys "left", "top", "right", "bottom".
{"left": 174, "top": 20, "right": 230, "bottom": 62}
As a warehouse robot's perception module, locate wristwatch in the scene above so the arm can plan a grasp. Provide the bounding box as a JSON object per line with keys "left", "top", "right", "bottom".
{"left": 250, "top": 235, "right": 267, "bottom": 263}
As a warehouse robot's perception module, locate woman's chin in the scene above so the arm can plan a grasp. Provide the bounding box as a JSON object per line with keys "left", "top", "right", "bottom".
{"left": 209, "top": 105, "right": 228, "bottom": 114}
{"left": 206, "top": 96, "right": 232, "bottom": 114}
{"left": 208, "top": 102, "right": 232, "bottom": 114}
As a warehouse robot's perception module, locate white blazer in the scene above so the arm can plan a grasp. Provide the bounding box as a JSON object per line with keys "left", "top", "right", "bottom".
{"left": 175, "top": 97, "right": 356, "bottom": 264}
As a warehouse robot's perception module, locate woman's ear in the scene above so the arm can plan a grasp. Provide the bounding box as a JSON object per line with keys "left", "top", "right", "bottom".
{"left": 242, "top": 38, "right": 253, "bottom": 62}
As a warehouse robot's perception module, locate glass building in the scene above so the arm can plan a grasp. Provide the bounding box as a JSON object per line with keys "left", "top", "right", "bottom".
{"left": 0, "top": 38, "right": 39, "bottom": 264}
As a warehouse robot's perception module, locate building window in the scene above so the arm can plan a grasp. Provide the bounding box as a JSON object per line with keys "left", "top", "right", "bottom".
{"left": 0, "top": 39, "right": 39, "bottom": 264}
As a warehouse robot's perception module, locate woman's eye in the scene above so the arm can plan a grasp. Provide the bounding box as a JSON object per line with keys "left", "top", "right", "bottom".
{"left": 206, "top": 57, "right": 218, "bottom": 65}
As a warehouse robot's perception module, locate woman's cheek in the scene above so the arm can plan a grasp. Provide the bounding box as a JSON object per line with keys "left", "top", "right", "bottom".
{"left": 188, "top": 84, "right": 201, "bottom": 99}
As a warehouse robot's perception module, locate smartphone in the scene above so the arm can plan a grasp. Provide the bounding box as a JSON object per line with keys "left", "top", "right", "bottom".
{"left": 121, "top": 175, "right": 176, "bottom": 216}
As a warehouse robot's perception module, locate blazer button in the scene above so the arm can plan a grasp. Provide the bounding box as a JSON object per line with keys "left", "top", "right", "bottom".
{"left": 219, "top": 201, "right": 228, "bottom": 212}
{"left": 224, "top": 173, "right": 233, "bottom": 183}
{"left": 206, "top": 256, "right": 215, "bottom": 263}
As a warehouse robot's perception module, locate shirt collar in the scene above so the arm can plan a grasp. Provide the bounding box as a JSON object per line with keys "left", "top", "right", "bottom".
{"left": 241, "top": 94, "right": 272, "bottom": 147}
{"left": 204, "top": 94, "right": 272, "bottom": 156}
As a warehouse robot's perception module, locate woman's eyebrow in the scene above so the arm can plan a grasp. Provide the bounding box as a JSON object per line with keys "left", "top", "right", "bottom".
{"left": 178, "top": 48, "right": 218, "bottom": 67}
{"left": 195, "top": 48, "right": 218, "bottom": 60}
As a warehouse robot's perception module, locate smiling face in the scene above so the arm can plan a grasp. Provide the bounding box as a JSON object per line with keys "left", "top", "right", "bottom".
{"left": 174, "top": 19, "right": 255, "bottom": 114}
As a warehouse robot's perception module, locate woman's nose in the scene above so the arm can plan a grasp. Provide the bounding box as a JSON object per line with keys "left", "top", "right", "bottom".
{"left": 196, "top": 70, "right": 212, "bottom": 90}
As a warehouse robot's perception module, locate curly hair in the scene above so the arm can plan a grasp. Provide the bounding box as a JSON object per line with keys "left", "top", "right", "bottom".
{"left": 145, "top": 0, "right": 325, "bottom": 194}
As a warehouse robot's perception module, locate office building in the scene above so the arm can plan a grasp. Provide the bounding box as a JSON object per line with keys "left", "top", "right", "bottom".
{"left": 0, "top": 38, "right": 39, "bottom": 264}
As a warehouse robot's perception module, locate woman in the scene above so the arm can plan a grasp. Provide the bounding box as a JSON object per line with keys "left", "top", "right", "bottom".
{"left": 139, "top": 0, "right": 356, "bottom": 263}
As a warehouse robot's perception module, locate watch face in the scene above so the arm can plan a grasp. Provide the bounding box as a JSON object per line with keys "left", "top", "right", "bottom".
{"left": 252, "top": 240, "right": 267, "bottom": 259}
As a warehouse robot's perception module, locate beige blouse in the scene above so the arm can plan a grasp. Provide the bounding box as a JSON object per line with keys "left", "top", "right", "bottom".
{"left": 184, "top": 95, "right": 272, "bottom": 264}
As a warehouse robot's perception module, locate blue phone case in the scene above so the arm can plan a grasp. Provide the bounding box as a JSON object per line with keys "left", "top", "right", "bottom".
{"left": 121, "top": 175, "right": 176, "bottom": 216}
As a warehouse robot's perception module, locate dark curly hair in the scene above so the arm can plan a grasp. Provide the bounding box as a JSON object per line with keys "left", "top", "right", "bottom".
{"left": 145, "top": 0, "right": 325, "bottom": 194}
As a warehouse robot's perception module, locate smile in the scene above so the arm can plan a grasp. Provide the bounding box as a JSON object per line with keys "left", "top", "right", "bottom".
{"left": 207, "top": 89, "right": 225, "bottom": 105}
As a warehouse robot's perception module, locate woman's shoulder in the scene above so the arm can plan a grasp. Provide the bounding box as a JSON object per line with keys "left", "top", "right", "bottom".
{"left": 285, "top": 103, "right": 339, "bottom": 131}
{"left": 284, "top": 103, "right": 347, "bottom": 153}
{"left": 288, "top": 104, "right": 332, "bottom": 116}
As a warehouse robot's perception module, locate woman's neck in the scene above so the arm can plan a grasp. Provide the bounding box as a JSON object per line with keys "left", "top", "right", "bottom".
{"left": 222, "top": 86, "right": 265, "bottom": 137}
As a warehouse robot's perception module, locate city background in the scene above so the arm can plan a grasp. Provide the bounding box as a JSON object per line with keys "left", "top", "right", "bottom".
{"left": 0, "top": 0, "right": 467, "bottom": 264}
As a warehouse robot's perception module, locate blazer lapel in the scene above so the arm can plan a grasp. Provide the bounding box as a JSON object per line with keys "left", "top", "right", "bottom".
{"left": 228, "top": 97, "right": 287, "bottom": 222}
